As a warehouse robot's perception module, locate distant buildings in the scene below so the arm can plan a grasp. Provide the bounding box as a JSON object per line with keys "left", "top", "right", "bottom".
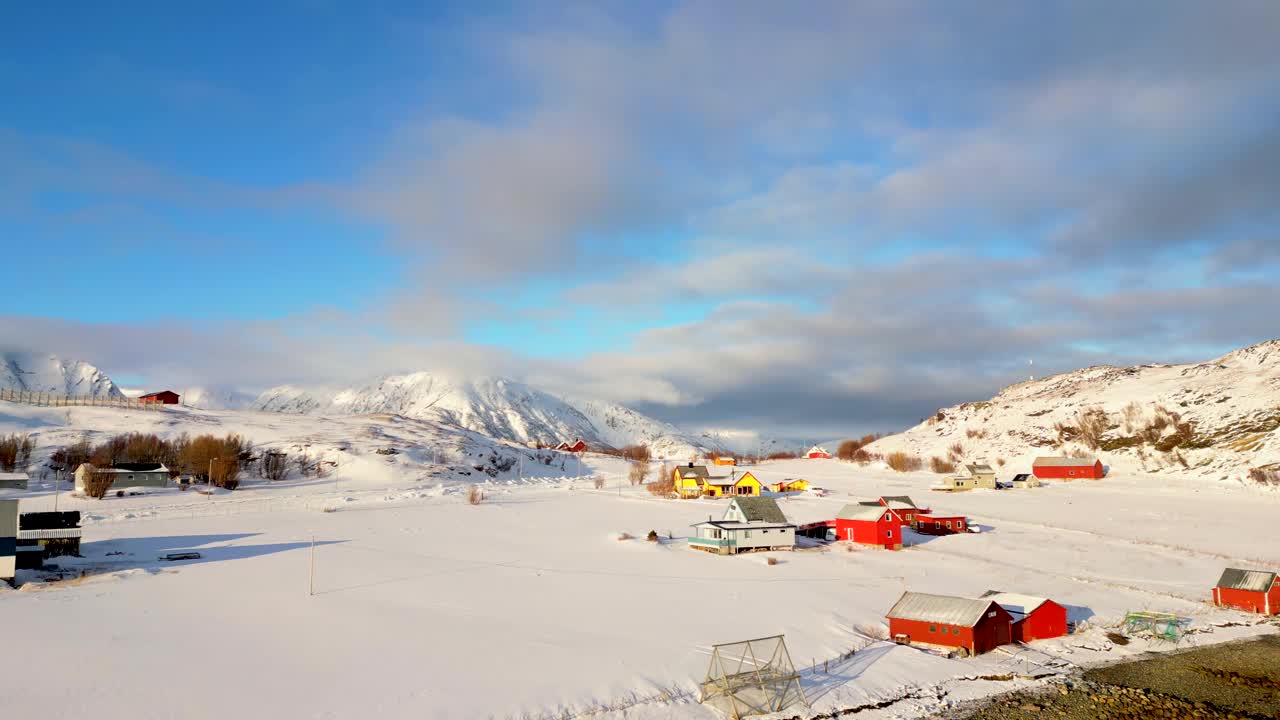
{"left": 138, "top": 390, "right": 181, "bottom": 405}
{"left": 1010, "top": 473, "right": 1041, "bottom": 489}
{"left": 1032, "top": 457, "right": 1104, "bottom": 480}
{"left": 769, "top": 479, "right": 809, "bottom": 493}
{"left": 961, "top": 464, "right": 997, "bottom": 487}
{"left": 806, "top": 446, "right": 831, "bottom": 459}
{"left": 555, "top": 439, "right": 588, "bottom": 453}
{"left": 887, "top": 592, "right": 1014, "bottom": 656}
{"left": 74, "top": 463, "right": 170, "bottom": 493}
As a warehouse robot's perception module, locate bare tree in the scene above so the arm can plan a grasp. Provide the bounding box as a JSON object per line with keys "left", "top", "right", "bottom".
{"left": 628, "top": 459, "right": 651, "bottom": 486}
{"left": 262, "top": 452, "right": 290, "bottom": 481}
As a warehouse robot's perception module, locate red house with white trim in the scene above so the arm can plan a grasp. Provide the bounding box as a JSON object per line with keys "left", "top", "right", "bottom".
{"left": 806, "top": 445, "right": 831, "bottom": 459}
{"left": 138, "top": 390, "right": 180, "bottom": 405}
{"left": 915, "top": 514, "right": 968, "bottom": 536}
{"left": 835, "top": 504, "right": 902, "bottom": 550}
{"left": 556, "top": 439, "right": 588, "bottom": 453}
{"left": 1032, "top": 456, "right": 1104, "bottom": 480}
{"left": 887, "top": 592, "right": 1013, "bottom": 655}
{"left": 980, "top": 591, "right": 1069, "bottom": 642}
{"left": 865, "top": 496, "right": 928, "bottom": 527}
{"left": 1212, "top": 568, "right": 1279, "bottom": 615}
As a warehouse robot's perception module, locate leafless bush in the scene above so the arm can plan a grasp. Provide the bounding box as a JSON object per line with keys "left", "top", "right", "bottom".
{"left": 855, "top": 623, "right": 889, "bottom": 641}
{"left": 0, "top": 434, "right": 23, "bottom": 472}
{"left": 1122, "top": 401, "right": 1143, "bottom": 433}
{"left": 51, "top": 437, "right": 92, "bottom": 471}
{"left": 83, "top": 467, "right": 116, "bottom": 499}
{"left": 1076, "top": 407, "right": 1109, "bottom": 450}
{"left": 946, "top": 442, "right": 964, "bottom": 462}
{"left": 964, "top": 428, "right": 987, "bottom": 440}
{"left": 853, "top": 449, "right": 878, "bottom": 466}
{"left": 995, "top": 457, "right": 1006, "bottom": 467}
{"left": 467, "top": 486, "right": 485, "bottom": 505}
{"left": 837, "top": 434, "right": 882, "bottom": 461}
{"left": 628, "top": 460, "right": 651, "bottom": 486}
{"left": 617, "top": 532, "right": 634, "bottom": 541}
{"left": 766, "top": 451, "right": 799, "bottom": 460}
{"left": 1248, "top": 467, "right": 1279, "bottom": 486}
{"left": 886, "top": 452, "right": 923, "bottom": 472}
{"left": 600, "top": 444, "right": 652, "bottom": 461}
{"left": 929, "top": 456, "right": 956, "bottom": 474}
{"left": 646, "top": 473, "right": 676, "bottom": 497}
{"left": 261, "top": 452, "right": 290, "bottom": 481}
{"left": 593, "top": 475, "right": 605, "bottom": 490}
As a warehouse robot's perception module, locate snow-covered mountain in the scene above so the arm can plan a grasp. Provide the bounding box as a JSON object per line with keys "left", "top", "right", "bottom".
{"left": 867, "top": 339, "right": 1280, "bottom": 481}
{"left": 0, "top": 352, "right": 125, "bottom": 399}
{"left": 179, "top": 386, "right": 258, "bottom": 410}
{"left": 253, "top": 373, "right": 724, "bottom": 459}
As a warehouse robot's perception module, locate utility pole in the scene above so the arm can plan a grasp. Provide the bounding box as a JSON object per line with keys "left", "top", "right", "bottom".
{"left": 309, "top": 535, "right": 316, "bottom": 596}
{"left": 53, "top": 467, "right": 61, "bottom": 512}
{"left": 208, "top": 457, "right": 217, "bottom": 499}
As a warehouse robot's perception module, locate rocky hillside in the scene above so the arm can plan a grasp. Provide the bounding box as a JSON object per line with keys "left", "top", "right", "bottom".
{"left": 867, "top": 340, "right": 1280, "bottom": 482}
{"left": 253, "top": 373, "right": 724, "bottom": 459}
{"left": 1, "top": 352, "right": 125, "bottom": 399}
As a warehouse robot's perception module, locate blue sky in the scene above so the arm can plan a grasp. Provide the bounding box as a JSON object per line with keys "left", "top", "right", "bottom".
{"left": 3, "top": 1, "right": 1279, "bottom": 437}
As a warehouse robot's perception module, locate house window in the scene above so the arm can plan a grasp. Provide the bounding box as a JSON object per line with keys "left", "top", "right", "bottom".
{"left": 929, "top": 625, "right": 937, "bottom": 632}
{"left": 953, "top": 628, "right": 960, "bottom": 635}
{"left": 885, "top": 530, "right": 891, "bottom": 538}
{"left": 1069, "top": 470, "right": 1075, "bottom": 476}
{"left": 957, "top": 521, "right": 964, "bottom": 529}
{"left": 946, "top": 521, "right": 952, "bottom": 529}
{"left": 743, "top": 530, "right": 751, "bottom": 538}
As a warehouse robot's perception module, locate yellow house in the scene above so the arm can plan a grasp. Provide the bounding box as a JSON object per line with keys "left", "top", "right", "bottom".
{"left": 704, "top": 471, "right": 762, "bottom": 498}
{"left": 770, "top": 478, "right": 809, "bottom": 493}
{"left": 673, "top": 464, "right": 710, "bottom": 498}
{"left": 713, "top": 456, "right": 737, "bottom": 466}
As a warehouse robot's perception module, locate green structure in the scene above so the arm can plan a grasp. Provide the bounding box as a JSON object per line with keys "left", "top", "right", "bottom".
{"left": 1122, "top": 611, "right": 1190, "bottom": 643}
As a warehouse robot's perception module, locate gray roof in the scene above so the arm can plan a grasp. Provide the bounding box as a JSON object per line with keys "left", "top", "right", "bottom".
{"left": 730, "top": 497, "right": 788, "bottom": 523}
{"left": 966, "top": 464, "right": 995, "bottom": 474}
{"left": 1215, "top": 567, "right": 1277, "bottom": 592}
{"left": 693, "top": 520, "right": 795, "bottom": 531}
{"left": 880, "top": 495, "right": 917, "bottom": 509}
{"left": 979, "top": 590, "right": 1051, "bottom": 620}
{"left": 675, "top": 465, "right": 709, "bottom": 479}
{"left": 1032, "top": 456, "right": 1098, "bottom": 467}
{"left": 837, "top": 504, "right": 898, "bottom": 522}
{"left": 887, "top": 592, "right": 1002, "bottom": 627}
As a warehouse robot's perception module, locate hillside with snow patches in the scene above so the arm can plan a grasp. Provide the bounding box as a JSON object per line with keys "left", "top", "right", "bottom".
{"left": 253, "top": 372, "right": 724, "bottom": 459}
{"left": 0, "top": 351, "right": 125, "bottom": 399}
{"left": 868, "top": 339, "right": 1280, "bottom": 481}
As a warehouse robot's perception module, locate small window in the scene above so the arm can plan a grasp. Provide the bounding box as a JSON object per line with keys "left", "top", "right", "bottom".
{"left": 946, "top": 521, "right": 952, "bottom": 529}
{"left": 929, "top": 625, "right": 937, "bottom": 632}
{"left": 957, "top": 521, "right": 964, "bottom": 529}
{"left": 988, "top": 611, "right": 997, "bottom": 618}
{"left": 953, "top": 628, "right": 960, "bottom": 635}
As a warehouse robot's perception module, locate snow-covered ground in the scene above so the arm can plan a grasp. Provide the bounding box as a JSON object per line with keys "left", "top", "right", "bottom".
{"left": 3, "top": 414, "right": 1277, "bottom": 720}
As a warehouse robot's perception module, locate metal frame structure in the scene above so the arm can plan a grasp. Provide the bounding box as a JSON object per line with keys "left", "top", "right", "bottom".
{"left": 699, "top": 634, "right": 808, "bottom": 719}
{"left": 1122, "top": 611, "right": 1190, "bottom": 643}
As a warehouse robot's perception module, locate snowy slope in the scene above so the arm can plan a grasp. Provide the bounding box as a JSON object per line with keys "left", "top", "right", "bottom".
{"left": 255, "top": 373, "right": 724, "bottom": 458}
{"left": 0, "top": 351, "right": 125, "bottom": 399}
{"left": 179, "top": 385, "right": 258, "bottom": 410}
{"left": 867, "top": 339, "right": 1280, "bottom": 481}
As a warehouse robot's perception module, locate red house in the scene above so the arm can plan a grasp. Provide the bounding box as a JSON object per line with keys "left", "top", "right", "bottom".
{"left": 980, "top": 591, "right": 1069, "bottom": 642}
{"left": 1032, "top": 456, "right": 1104, "bottom": 480}
{"left": 835, "top": 504, "right": 902, "bottom": 550}
{"left": 556, "top": 439, "right": 587, "bottom": 453}
{"left": 914, "top": 514, "right": 968, "bottom": 536}
{"left": 806, "top": 445, "right": 831, "bottom": 459}
{"left": 138, "top": 390, "right": 180, "bottom": 405}
{"left": 1212, "top": 568, "right": 1279, "bottom": 615}
{"left": 887, "top": 592, "right": 1014, "bottom": 656}
{"left": 865, "top": 496, "right": 928, "bottom": 527}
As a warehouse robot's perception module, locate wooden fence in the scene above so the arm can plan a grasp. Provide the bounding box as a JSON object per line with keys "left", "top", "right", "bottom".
{"left": 0, "top": 387, "right": 166, "bottom": 411}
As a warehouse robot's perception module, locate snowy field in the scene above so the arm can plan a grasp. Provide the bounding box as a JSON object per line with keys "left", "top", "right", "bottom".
{"left": 4, "top": 431, "right": 1279, "bottom": 719}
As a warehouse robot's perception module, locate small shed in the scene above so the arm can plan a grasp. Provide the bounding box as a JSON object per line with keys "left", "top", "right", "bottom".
{"left": 74, "top": 462, "right": 171, "bottom": 493}
{"left": 835, "top": 504, "right": 902, "bottom": 550}
{"left": 980, "top": 591, "right": 1069, "bottom": 642}
{"left": 0, "top": 472, "right": 29, "bottom": 490}
{"left": 886, "top": 592, "right": 1013, "bottom": 656}
{"left": 713, "top": 456, "right": 737, "bottom": 466}
{"left": 1032, "top": 457, "right": 1104, "bottom": 480}
{"left": 1212, "top": 568, "right": 1279, "bottom": 615}
{"left": 1010, "top": 473, "right": 1041, "bottom": 489}
{"left": 963, "top": 464, "right": 997, "bottom": 489}
{"left": 806, "top": 446, "right": 831, "bottom": 459}
{"left": 914, "top": 514, "right": 968, "bottom": 536}
{"left": 932, "top": 475, "right": 978, "bottom": 492}
{"left": 138, "top": 390, "right": 181, "bottom": 405}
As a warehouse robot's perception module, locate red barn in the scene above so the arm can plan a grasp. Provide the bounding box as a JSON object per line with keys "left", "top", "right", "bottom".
{"left": 981, "top": 591, "right": 1069, "bottom": 642}
{"left": 868, "top": 496, "right": 928, "bottom": 527}
{"left": 806, "top": 445, "right": 831, "bottom": 459}
{"left": 1032, "top": 456, "right": 1104, "bottom": 480}
{"left": 1212, "top": 568, "right": 1278, "bottom": 615}
{"left": 556, "top": 439, "right": 588, "bottom": 453}
{"left": 835, "top": 504, "right": 902, "bottom": 550}
{"left": 138, "top": 390, "right": 180, "bottom": 405}
{"left": 914, "top": 514, "right": 968, "bottom": 536}
{"left": 887, "top": 592, "right": 1013, "bottom": 656}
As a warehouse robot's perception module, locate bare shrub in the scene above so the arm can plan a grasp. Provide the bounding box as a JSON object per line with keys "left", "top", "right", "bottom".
{"left": 886, "top": 452, "right": 923, "bottom": 472}
{"left": 179, "top": 433, "right": 250, "bottom": 488}
{"left": 1248, "top": 467, "right": 1280, "bottom": 486}
{"left": 929, "top": 456, "right": 956, "bottom": 474}
{"left": 854, "top": 449, "right": 878, "bottom": 466}
{"left": 600, "top": 444, "right": 652, "bottom": 461}
{"left": 1076, "top": 407, "right": 1109, "bottom": 450}
{"left": 837, "top": 434, "right": 882, "bottom": 460}
{"left": 766, "top": 451, "right": 798, "bottom": 460}
{"left": 646, "top": 473, "right": 676, "bottom": 497}
{"left": 51, "top": 438, "right": 92, "bottom": 472}
{"left": 593, "top": 475, "right": 605, "bottom": 490}
{"left": 628, "top": 460, "right": 651, "bottom": 486}
{"left": 964, "top": 428, "right": 987, "bottom": 440}
{"left": 467, "top": 486, "right": 485, "bottom": 505}
{"left": 946, "top": 442, "right": 964, "bottom": 462}
{"left": 616, "top": 532, "right": 634, "bottom": 541}
{"left": 83, "top": 467, "right": 116, "bottom": 499}
{"left": 646, "top": 530, "right": 659, "bottom": 542}
{"left": 0, "top": 434, "right": 21, "bottom": 472}
{"left": 855, "top": 623, "right": 889, "bottom": 641}
{"left": 261, "top": 452, "right": 290, "bottom": 481}
{"left": 995, "top": 457, "right": 1006, "bottom": 467}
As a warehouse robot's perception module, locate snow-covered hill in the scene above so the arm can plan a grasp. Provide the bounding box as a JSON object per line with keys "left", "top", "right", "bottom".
{"left": 0, "top": 352, "right": 125, "bottom": 399}
{"left": 178, "top": 386, "right": 258, "bottom": 410}
{"left": 867, "top": 340, "right": 1280, "bottom": 481}
{"left": 254, "top": 373, "right": 723, "bottom": 459}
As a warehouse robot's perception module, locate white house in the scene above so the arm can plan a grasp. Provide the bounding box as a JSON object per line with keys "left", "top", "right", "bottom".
{"left": 689, "top": 497, "right": 796, "bottom": 555}
{"left": 0, "top": 472, "right": 28, "bottom": 490}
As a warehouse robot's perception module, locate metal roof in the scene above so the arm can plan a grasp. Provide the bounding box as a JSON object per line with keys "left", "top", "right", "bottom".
{"left": 886, "top": 592, "right": 1001, "bottom": 627}
{"left": 0, "top": 472, "right": 29, "bottom": 481}
{"left": 1032, "top": 457, "right": 1098, "bottom": 467}
{"left": 965, "top": 464, "right": 995, "bottom": 474}
{"left": 18, "top": 528, "right": 83, "bottom": 540}
{"left": 1215, "top": 567, "right": 1277, "bottom": 592}
{"left": 880, "top": 495, "right": 917, "bottom": 509}
{"left": 693, "top": 520, "right": 795, "bottom": 530}
{"left": 675, "top": 465, "right": 709, "bottom": 480}
{"left": 836, "top": 504, "right": 897, "bottom": 522}
{"left": 729, "top": 497, "right": 788, "bottom": 523}
{"left": 979, "top": 591, "right": 1050, "bottom": 620}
